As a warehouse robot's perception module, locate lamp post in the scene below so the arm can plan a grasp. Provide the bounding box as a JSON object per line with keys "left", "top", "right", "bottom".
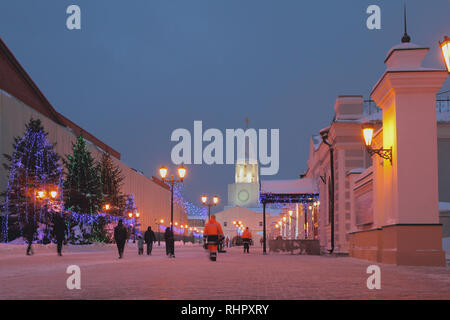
{"left": 158, "top": 166, "right": 186, "bottom": 232}
{"left": 155, "top": 219, "right": 164, "bottom": 246}
{"left": 440, "top": 36, "right": 450, "bottom": 73}
{"left": 201, "top": 195, "right": 219, "bottom": 220}
{"left": 127, "top": 211, "right": 140, "bottom": 242}
{"left": 320, "top": 128, "right": 335, "bottom": 253}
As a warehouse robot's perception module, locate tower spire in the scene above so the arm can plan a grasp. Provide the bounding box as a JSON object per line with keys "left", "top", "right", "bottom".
{"left": 401, "top": 4, "right": 411, "bottom": 43}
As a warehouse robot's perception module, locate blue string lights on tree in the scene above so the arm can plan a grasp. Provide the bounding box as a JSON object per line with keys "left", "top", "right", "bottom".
{"left": 1, "top": 119, "right": 64, "bottom": 243}
{"left": 172, "top": 183, "right": 207, "bottom": 219}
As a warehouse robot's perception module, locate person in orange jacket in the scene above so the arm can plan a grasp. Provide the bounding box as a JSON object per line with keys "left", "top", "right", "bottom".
{"left": 203, "top": 215, "right": 224, "bottom": 261}
{"left": 242, "top": 227, "right": 252, "bottom": 254}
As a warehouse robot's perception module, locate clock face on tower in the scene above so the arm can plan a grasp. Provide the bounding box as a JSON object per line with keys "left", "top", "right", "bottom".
{"left": 238, "top": 189, "right": 250, "bottom": 202}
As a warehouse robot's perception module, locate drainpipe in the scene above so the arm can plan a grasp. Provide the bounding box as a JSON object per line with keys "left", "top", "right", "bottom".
{"left": 320, "top": 129, "right": 335, "bottom": 254}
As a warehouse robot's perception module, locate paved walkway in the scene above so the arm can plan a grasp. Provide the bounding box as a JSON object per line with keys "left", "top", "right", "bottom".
{"left": 0, "top": 244, "right": 449, "bottom": 299}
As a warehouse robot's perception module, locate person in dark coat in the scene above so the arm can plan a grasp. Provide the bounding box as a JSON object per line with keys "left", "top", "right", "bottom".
{"left": 114, "top": 219, "right": 128, "bottom": 259}
{"left": 144, "top": 226, "right": 156, "bottom": 255}
{"left": 53, "top": 215, "right": 67, "bottom": 256}
{"left": 23, "top": 221, "right": 36, "bottom": 256}
{"left": 164, "top": 227, "right": 175, "bottom": 258}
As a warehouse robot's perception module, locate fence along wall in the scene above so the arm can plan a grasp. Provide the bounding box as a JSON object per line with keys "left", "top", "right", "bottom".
{"left": 0, "top": 91, "right": 187, "bottom": 233}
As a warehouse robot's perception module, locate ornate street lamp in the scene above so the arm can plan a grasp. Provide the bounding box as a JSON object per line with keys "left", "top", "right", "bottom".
{"left": 201, "top": 194, "right": 219, "bottom": 220}
{"left": 158, "top": 165, "right": 187, "bottom": 235}
{"left": 361, "top": 123, "right": 392, "bottom": 164}
{"left": 439, "top": 36, "right": 450, "bottom": 73}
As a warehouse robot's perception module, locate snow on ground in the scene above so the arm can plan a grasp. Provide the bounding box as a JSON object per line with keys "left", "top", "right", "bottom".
{"left": 0, "top": 244, "right": 449, "bottom": 300}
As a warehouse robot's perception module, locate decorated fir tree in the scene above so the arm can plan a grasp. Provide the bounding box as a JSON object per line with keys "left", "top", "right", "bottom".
{"left": 100, "top": 152, "right": 125, "bottom": 216}
{"left": 1, "top": 118, "right": 63, "bottom": 242}
{"left": 63, "top": 136, "right": 103, "bottom": 214}
{"left": 123, "top": 195, "right": 138, "bottom": 240}
{"left": 123, "top": 195, "right": 137, "bottom": 217}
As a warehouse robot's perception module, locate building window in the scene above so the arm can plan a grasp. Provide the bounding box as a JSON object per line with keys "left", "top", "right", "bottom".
{"left": 224, "top": 222, "right": 227, "bottom": 227}
{"left": 259, "top": 221, "right": 263, "bottom": 227}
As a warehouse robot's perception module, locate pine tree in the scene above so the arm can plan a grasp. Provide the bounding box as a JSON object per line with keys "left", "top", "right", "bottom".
{"left": 63, "top": 136, "right": 103, "bottom": 214}
{"left": 1, "top": 118, "right": 63, "bottom": 242}
{"left": 100, "top": 152, "right": 125, "bottom": 216}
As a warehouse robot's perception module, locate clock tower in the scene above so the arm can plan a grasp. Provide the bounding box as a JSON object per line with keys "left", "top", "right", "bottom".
{"left": 227, "top": 119, "right": 260, "bottom": 208}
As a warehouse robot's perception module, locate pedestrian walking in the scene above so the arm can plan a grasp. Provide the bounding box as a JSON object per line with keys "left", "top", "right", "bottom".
{"left": 53, "top": 214, "right": 67, "bottom": 256}
{"left": 242, "top": 227, "right": 252, "bottom": 254}
{"left": 144, "top": 226, "right": 156, "bottom": 255}
{"left": 203, "top": 215, "right": 224, "bottom": 261}
{"left": 164, "top": 227, "right": 175, "bottom": 258}
{"left": 114, "top": 219, "right": 128, "bottom": 259}
{"left": 260, "top": 237, "right": 264, "bottom": 247}
{"left": 23, "top": 221, "right": 36, "bottom": 256}
{"left": 137, "top": 235, "right": 144, "bottom": 255}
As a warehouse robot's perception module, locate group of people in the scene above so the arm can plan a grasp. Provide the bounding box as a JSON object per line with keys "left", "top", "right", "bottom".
{"left": 23, "top": 214, "right": 67, "bottom": 257}
{"left": 23, "top": 216, "right": 254, "bottom": 261}
{"left": 114, "top": 220, "right": 175, "bottom": 259}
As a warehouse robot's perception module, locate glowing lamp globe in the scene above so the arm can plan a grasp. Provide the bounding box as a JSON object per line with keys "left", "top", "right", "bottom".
{"left": 213, "top": 195, "right": 219, "bottom": 205}
{"left": 283, "top": 216, "right": 287, "bottom": 222}
{"left": 362, "top": 123, "right": 374, "bottom": 147}
{"left": 177, "top": 166, "right": 187, "bottom": 180}
{"left": 201, "top": 195, "right": 208, "bottom": 204}
{"left": 159, "top": 166, "right": 168, "bottom": 179}
{"left": 128, "top": 212, "right": 133, "bottom": 218}
{"left": 50, "top": 191, "right": 57, "bottom": 199}
{"left": 136, "top": 212, "right": 140, "bottom": 218}
{"left": 104, "top": 204, "right": 110, "bottom": 210}
{"left": 37, "top": 191, "right": 45, "bottom": 199}
{"left": 160, "top": 219, "right": 164, "bottom": 224}
{"left": 288, "top": 210, "right": 293, "bottom": 216}
{"left": 440, "top": 36, "right": 450, "bottom": 73}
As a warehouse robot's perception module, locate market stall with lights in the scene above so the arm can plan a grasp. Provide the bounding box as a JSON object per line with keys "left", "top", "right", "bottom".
{"left": 259, "top": 179, "right": 319, "bottom": 254}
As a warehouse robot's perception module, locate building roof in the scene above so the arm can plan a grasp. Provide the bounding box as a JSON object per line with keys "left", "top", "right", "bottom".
{"left": 0, "top": 38, "right": 120, "bottom": 159}
{"left": 260, "top": 178, "right": 318, "bottom": 195}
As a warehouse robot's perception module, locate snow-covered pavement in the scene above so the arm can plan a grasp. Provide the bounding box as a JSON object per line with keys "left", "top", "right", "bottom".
{"left": 0, "top": 243, "right": 449, "bottom": 300}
